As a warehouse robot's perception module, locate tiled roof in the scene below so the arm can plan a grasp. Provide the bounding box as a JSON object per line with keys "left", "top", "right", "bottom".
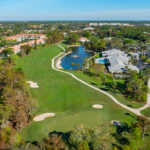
{"left": 5, "top": 34, "right": 45, "bottom": 40}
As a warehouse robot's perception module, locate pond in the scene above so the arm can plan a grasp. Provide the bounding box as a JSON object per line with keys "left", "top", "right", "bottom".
{"left": 61, "top": 46, "right": 93, "bottom": 70}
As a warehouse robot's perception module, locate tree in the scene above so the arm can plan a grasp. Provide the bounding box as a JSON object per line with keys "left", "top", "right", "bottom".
{"left": 2, "top": 48, "right": 14, "bottom": 57}
{"left": 101, "top": 75, "right": 107, "bottom": 85}
{"left": 81, "top": 31, "right": 91, "bottom": 38}
{"left": 46, "top": 31, "right": 64, "bottom": 44}
{"left": 34, "top": 37, "right": 37, "bottom": 49}
{"left": 77, "top": 64, "right": 80, "bottom": 70}
{"left": 69, "top": 125, "right": 113, "bottom": 150}
{"left": 136, "top": 116, "right": 150, "bottom": 141}
{"left": 110, "top": 82, "right": 117, "bottom": 89}
{"left": 20, "top": 45, "right": 32, "bottom": 56}
{"left": 2, "top": 57, "right": 16, "bottom": 67}
{"left": 72, "top": 63, "right": 76, "bottom": 69}
{"left": 0, "top": 105, "right": 14, "bottom": 148}
{"left": 84, "top": 36, "right": 105, "bottom": 52}
{"left": 124, "top": 70, "right": 148, "bottom": 102}
{"left": 67, "top": 33, "right": 79, "bottom": 44}
{"left": 0, "top": 40, "right": 7, "bottom": 48}
{"left": 10, "top": 143, "right": 40, "bottom": 150}
{"left": 41, "top": 134, "right": 68, "bottom": 150}
{"left": 0, "top": 62, "right": 35, "bottom": 148}
{"left": 69, "top": 125, "right": 92, "bottom": 149}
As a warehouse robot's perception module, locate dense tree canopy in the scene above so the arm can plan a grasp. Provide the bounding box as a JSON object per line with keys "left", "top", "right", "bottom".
{"left": 66, "top": 33, "right": 79, "bottom": 44}
{"left": 84, "top": 36, "right": 105, "bottom": 52}
{"left": 0, "top": 59, "right": 35, "bottom": 149}
{"left": 125, "top": 70, "right": 148, "bottom": 102}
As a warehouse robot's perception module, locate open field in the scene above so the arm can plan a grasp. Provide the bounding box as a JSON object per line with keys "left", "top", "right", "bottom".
{"left": 16, "top": 45, "right": 137, "bottom": 141}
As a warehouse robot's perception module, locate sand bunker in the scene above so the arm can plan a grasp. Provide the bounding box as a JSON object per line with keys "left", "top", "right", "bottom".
{"left": 33, "top": 113, "right": 56, "bottom": 121}
{"left": 27, "top": 81, "right": 39, "bottom": 88}
{"left": 92, "top": 104, "right": 104, "bottom": 109}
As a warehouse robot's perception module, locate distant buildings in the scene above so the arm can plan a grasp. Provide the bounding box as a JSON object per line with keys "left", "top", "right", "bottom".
{"left": 89, "top": 23, "right": 98, "bottom": 26}
{"left": 95, "top": 49, "right": 139, "bottom": 73}
{"left": 89, "top": 23, "right": 134, "bottom": 27}
{"left": 5, "top": 34, "right": 46, "bottom": 42}
{"left": 83, "top": 27, "right": 94, "bottom": 31}
{"left": 2, "top": 34, "right": 46, "bottom": 54}
{"left": 144, "top": 24, "right": 150, "bottom": 26}
{"left": 9, "top": 38, "right": 45, "bottom": 54}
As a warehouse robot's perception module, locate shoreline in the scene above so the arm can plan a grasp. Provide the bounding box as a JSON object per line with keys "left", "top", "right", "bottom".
{"left": 67, "top": 45, "right": 81, "bottom": 48}
{"left": 84, "top": 49, "right": 93, "bottom": 52}
{"left": 56, "top": 51, "right": 72, "bottom": 69}
{"left": 56, "top": 46, "right": 95, "bottom": 70}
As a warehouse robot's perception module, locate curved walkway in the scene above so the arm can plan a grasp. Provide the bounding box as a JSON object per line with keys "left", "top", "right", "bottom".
{"left": 52, "top": 44, "right": 149, "bottom": 117}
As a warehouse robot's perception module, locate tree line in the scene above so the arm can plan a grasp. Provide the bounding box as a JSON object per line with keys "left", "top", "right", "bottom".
{"left": 0, "top": 58, "right": 35, "bottom": 149}
{"left": 10, "top": 116, "right": 150, "bottom": 150}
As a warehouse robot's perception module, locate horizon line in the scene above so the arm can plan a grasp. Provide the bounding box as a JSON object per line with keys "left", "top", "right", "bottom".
{"left": 0, "top": 19, "right": 150, "bottom": 22}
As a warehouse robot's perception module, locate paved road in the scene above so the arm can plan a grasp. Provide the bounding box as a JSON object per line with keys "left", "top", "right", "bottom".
{"left": 51, "top": 44, "right": 143, "bottom": 116}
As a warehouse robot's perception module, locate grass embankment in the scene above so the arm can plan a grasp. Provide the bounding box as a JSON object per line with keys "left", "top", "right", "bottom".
{"left": 16, "top": 45, "right": 136, "bottom": 141}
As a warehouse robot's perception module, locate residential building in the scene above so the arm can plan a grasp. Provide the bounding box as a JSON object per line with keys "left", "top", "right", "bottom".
{"left": 1, "top": 34, "right": 46, "bottom": 54}
{"left": 10, "top": 38, "right": 46, "bottom": 54}
{"left": 95, "top": 49, "right": 139, "bottom": 73}
{"left": 83, "top": 27, "right": 94, "bottom": 31}
{"left": 5, "top": 34, "right": 46, "bottom": 42}
{"left": 89, "top": 23, "right": 98, "bottom": 26}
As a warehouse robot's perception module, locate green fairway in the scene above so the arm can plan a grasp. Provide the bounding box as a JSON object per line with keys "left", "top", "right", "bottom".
{"left": 17, "top": 45, "right": 137, "bottom": 141}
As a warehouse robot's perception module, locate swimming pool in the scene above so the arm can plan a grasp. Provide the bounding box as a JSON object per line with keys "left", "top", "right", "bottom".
{"left": 95, "top": 58, "right": 106, "bottom": 64}
{"left": 98, "top": 59, "right": 106, "bottom": 64}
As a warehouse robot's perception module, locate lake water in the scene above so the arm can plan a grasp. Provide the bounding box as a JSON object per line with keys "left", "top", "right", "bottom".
{"left": 61, "top": 46, "right": 93, "bottom": 70}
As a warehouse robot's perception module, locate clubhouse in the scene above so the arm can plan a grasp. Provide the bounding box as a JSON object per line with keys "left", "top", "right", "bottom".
{"left": 95, "top": 49, "right": 139, "bottom": 73}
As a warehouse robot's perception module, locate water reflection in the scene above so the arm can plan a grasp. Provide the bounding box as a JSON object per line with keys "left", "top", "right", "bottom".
{"left": 61, "top": 46, "right": 93, "bottom": 70}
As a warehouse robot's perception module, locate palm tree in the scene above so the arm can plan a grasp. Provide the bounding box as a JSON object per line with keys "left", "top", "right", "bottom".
{"left": 77, "top": 64, "right": 80, "bottom": 70}
{"left": 72, "top": 63, "right": 76, "bottom": 69}
{"left": 136, "top": 116, "right": 150, "bottom": 141}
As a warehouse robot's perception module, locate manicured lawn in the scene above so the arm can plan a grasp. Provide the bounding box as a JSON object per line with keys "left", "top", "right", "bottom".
{"left": 141, "top": 107, "right": 150, "bottom": 117}
{"left": 17, "top": 45, "right": 137, "bottom": 141}
{"left": 69, "top": 70, "right": 144, "bottom": 109}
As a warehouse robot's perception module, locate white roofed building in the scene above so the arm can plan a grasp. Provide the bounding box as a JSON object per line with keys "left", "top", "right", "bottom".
{"left": 89, "top": 23, "right": 98, "bottom": 26}
{"left": 101, "top": 49, "right": 139, "bottom": 73}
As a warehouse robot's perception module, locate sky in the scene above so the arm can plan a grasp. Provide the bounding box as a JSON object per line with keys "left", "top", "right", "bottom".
{"left": 0, "top": 0, "right": 150, "bottom": 21}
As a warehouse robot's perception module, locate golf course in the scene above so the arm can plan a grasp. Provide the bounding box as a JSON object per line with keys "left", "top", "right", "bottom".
{"left": 16, "top": 45, "right": 137, "bottom": 141}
